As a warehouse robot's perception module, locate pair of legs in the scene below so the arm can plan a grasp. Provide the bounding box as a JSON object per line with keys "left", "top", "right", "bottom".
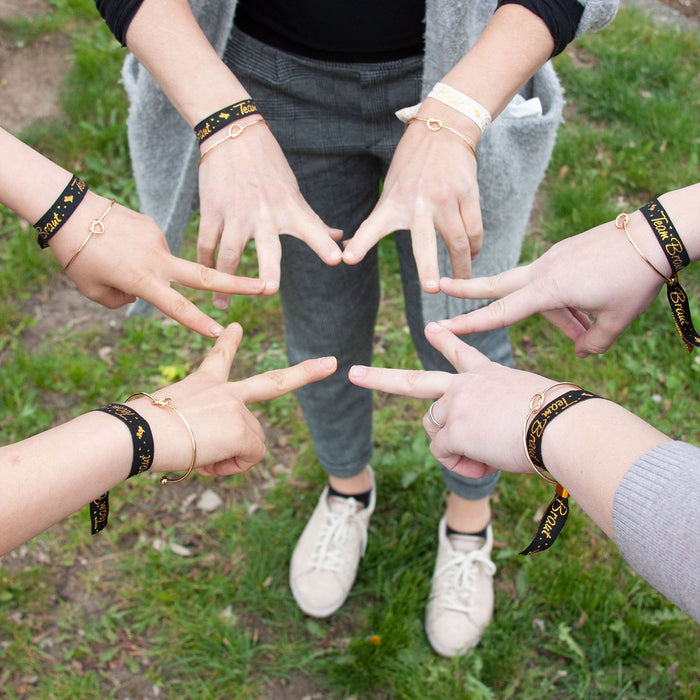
{"left": 225, "top": 26, "right": 509, "bottom": 521}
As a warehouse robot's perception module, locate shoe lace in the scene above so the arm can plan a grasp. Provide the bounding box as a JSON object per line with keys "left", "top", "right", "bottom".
{"left": 430, "top": 546, "right": 496, "bottom": 614}
{"left": 310, "top": 497, "right": 367, "bottom": 573}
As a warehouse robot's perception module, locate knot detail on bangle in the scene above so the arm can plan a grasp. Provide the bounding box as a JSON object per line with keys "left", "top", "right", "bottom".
{"left": 198, "top": 118, "right": 269, "bottom": 165}
{"left": 127, "top": 392, "right": 197, "bottom": 485}
{"left": 63, "top": 199, "right": 115, "bottom": 272}
{"left": 404, "top": 116, "right": 478, "bottom": 162}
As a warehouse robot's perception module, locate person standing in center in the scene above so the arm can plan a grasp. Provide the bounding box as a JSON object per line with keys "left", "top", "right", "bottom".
{"left": 96, "top": 0, "right": 618, "bottom": 656}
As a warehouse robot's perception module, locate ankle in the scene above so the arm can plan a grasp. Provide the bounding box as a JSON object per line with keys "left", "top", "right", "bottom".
{"left": 328, "top": 467, "right": 372, "bottom": 495}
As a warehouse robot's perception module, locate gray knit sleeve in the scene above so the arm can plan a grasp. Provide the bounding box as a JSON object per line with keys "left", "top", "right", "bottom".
{"left": 612, "top": 441, "right": 700, "bottom": 622}
{"left": 575, "top": 0, "right": 619, "bottom": 37}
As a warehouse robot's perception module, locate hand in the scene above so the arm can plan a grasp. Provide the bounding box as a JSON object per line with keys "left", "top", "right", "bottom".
{"left": 438, "top": 215, "right": 666, "bottom": 357}
{"left": 197, "top": 122, "right": 344, "bottom": 307}
{"left": 134, "top": 323, "right": 337, "bottom": 477}
{"left": 349, "top": 322, "right": 549, "bottom": 478}
{"left": 55, "top": 198, "right": 266, "bottom": 337}
{"left": 342, "top": 112, "right": 482, "bottom": 293}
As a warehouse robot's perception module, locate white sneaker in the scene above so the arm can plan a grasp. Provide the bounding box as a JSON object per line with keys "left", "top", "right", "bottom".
{"left": 290, "top": 466, "right": 376, "bottom": 618}
{"left": 425, "top": 516, "right": 496, "bottom": 657}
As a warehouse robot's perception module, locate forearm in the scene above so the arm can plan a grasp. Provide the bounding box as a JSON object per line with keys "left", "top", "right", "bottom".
{"left": 0, "top": 128, "right": 118, "bottom": 266}
{"left": 0, "top": 412, "right": 132, "bottom": 554}
{"left": 422, "top": 4, "right": 555, "bottom": 145}
{"left": 539, "top": 398, "right": 670, "bottom": 537}
{"left": 125, "top": 0, "right": 249, "bottom": 127}
{"left": 0, "top": 398, "right": 191, "bottom": 554}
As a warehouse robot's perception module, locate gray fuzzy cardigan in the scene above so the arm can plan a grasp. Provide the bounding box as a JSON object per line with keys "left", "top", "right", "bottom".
{"left": 122, "top": 0, "right": 618, "bottom": 319}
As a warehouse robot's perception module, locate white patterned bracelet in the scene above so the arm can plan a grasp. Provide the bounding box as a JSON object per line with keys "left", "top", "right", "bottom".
{"left": 427, "top": 82, "right": 491, "bottom": 133}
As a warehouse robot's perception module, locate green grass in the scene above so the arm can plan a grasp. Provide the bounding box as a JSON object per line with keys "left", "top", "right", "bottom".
{"left": 0, "top": 4, "right": 699, "bottom": 699}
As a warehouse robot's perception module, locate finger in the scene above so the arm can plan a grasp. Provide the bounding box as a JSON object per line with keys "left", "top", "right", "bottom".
{"left": 540, "top": 308, "right": 591, "bottom": 345}
{"left": 437, "top": 207, "right": 472, "bottom": 279}
{"left": 444, "top": 455, "right": 495, "bottom": 480}
{"left": 139, "top": 283, "right": 228, "bottom": 337}
{"left": 169, "top": 258, "right": 265, "bottom": 296}
{"left": 348, "top": 364, "right": 452, "bottom": 398}
{"left": 235, "top": 356, "right": 338, "bottom": 404}
{"left": 437, "top": 283, "right": 554, "bottom": 335}
{"left": 328, "top": 227, "right": 344, "bottom": 243}
{"left": 439, "top": 265, "right": 532, "bottom": 300}
{"left": 196, "top": 323, "right": 244, "bottom": 378}
{"left": 458, "top": 187, "right": 483, "bottom": 262}
{"left": 83, "top": 286, "right": 137, "bottom": 309}
{"left": 196, "top": 213, "right": 223, "bottom": 271}
{"left": 292, "top": 215, "right": 344, "bottom": 266}
{"left": 410, "top": 209, "right": 440, "bottom": 292}
{"left": 254, "top": 228, "right": 283, "bottom": 295}
{"left": 574, "top": 318, "right": 624, "bottom": 358}
{"left": 424, "top": 322, "right": 489, "bottom": 372}
{"left": 343, "top": 207, "right": 396, "bottom": 265}
{"left": 211, "top": 225, "right": 250, "bottom": 309}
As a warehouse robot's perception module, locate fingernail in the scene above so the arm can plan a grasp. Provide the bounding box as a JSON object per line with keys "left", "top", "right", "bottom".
{"left": 343, "top": 250, "right": 357, "bottom": 263}
{"left": 425, "top": 322, "right": 441, "bottom": 333}
{"left": 330, "top": 249, "right": 343, "bottom": 263}
{"left": 210, "top": 323, "right": 224, "bottom": 336}
{"left": 348, "top": 365, "right": 367, "bottom": 378}
{"left": 424, "top": 279, "right": 439, "bottom": 292}
{"left": 213, "top": 298, "right": 228, "bottom": 309}
{"left": 264, "top": 280, "right": 279, "bottom": 293}
{"left": 320, "top": 356, "right": 337, "bottom": 369}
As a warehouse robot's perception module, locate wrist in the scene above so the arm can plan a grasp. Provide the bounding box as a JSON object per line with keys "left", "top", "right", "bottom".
{"left": 419, "top": 99, "right": 483, "bottom": 147}
{"left": 47, "top": 191, "right": 117, "bottom": 266}
{"left": 658, "top": 185, "right": 700, "bottom": 263}
{"left": 616, "top": 210, "right": 674, "bottom": 281}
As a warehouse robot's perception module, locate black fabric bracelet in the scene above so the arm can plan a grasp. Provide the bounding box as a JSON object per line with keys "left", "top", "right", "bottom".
{"left": 89, "top": 402, "right": 154, "bottom": 534}
{"left": 639, "top": 200, "right": 699, "bottom": 352}
{"left": 34, "top": 175, "right": 88, "bottom": 249}
{"left": 526, "top": 388, "right": 600, "bottom": 473}
{"left": 640, "top": 199, "right": 690, "bottom": 272}
{"left": 193, "top": 99, "right": 261, "bottom": 143}
{"left": 520, "top": 386, "right": 600, "bottom": 556}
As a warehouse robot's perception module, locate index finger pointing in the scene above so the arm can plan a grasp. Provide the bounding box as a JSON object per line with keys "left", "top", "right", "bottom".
{"left": 348, "top": 365, "right": 452, "bottom": 399}
{"left": 235, "top": 356, "right": 338, "bottom": 404}
{"left": 169, "top": 257, "right": 266, "bottom": 296}
{"left": 439, "top": 264, "right": 531, "bottom": 300}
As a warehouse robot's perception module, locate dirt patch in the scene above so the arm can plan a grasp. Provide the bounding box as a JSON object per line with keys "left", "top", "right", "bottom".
{"left": 19, "top": 274, "right": 128, "bottom": 350}
{"left": 0, "top": 24, "right": 71, "bottom": 134}
{"left": 0, "top": 0, "right": 50, "bottom": 21}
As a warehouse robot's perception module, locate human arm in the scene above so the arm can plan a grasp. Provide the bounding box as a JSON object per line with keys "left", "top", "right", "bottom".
{"left": 0, "top": 324, "right": 337, "bottom": 554}
{"left": 0, "top": 127, "right": 267, "bottom": 337}
{"left": 342, "top": 3, "right": 560, "bottom": 290}
{"left": 438, "top": 183, "right": 700, "bottom": 356}
{"left": 117, "top": 0, "right": 343, "bottom": 305}
{"left": 350, "top": 323, "right": 699, "bottom": 621}
{"left": 348, "top": 322, "right": 669, "bottom": 536}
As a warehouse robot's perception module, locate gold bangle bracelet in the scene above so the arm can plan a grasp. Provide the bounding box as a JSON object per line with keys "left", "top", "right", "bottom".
{"left": 404, "top": 116, "right": 478, "bottom": 162}
{"left": 615, "top": 212, "right": 674, "bottom": 284}
{"left": 127, "top": 392, "right": 197, "bottom": 485}
{"left": 63, "top": 199, "right": 115, "bottom": 272}
{"left": 522, "top": 382, "right": 583, "bottom": 486}
{"left": 198, "top": 118, "right": 269, "bottom": 165}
